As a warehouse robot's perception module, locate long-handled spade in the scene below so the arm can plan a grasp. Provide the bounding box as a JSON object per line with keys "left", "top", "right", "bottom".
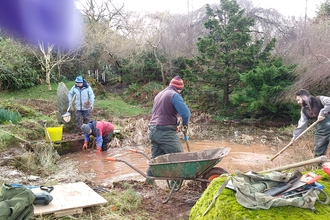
{"left": 61, "top": 105, "right": 72, "bottom": 123}
{"left": 61, "top": 94, "right": 75, "bottom": 123}
{"left": 270, "top": 119, "right": 321, "bottom": 161}
{"left": 181, "top": 126, "right": 191, "bottom": 152}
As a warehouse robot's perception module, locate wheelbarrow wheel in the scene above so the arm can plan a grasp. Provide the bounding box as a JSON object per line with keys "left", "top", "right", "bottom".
{"left": 201, "top": 167, "right": 228, "bottom": 191}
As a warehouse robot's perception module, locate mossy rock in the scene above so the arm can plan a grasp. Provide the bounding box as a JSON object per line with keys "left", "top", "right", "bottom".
{"left": 190, "top": 170, "right": 330, "bottom": 220}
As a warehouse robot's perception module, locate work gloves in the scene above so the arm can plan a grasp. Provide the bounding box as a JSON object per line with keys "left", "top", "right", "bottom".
{"left": 82, "top": 142, "right": 102, "bottom": 154}
{"left": 82, "top": 141, "right": 88, "bottom": 150}
{"left": 318, "top": 115, "right": 325, "bottom": 121}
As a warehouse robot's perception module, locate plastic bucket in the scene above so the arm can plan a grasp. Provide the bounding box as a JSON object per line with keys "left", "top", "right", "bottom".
{"left": 45, "top": 125, "right": 63, "bottom": 142}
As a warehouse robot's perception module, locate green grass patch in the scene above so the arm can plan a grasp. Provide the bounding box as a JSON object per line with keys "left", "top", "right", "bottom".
{"left": 1, "top": 83, "right": 61, "bottom": 100}
{"left": 96, "top": 96, "right": 149, "bottom": 118}
{"left": 105, "top": 182, "right": 143, "bottom": 214}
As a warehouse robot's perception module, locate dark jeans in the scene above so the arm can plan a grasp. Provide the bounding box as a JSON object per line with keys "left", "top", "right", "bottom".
{"left": 76, "top": 110, "right": 90, "bottom": 132}
{"left": 314, "top": 115, "right": 330, "bottom": 157}
{"left": 101, "top": 131, "right": 113, "bottom": 151}
{"left": 146, "top": 125, "right": 183, "bottom": 176}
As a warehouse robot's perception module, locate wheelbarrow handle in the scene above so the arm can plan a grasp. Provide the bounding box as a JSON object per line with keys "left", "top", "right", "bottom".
{"left": 106, "top": 157, "right": 147, "bottom": 178}
{"left": 106, "top": 157, "right": 117, "bottom": 162}
{"left": 129, "top": 149, "right": 151, "bottom": 160}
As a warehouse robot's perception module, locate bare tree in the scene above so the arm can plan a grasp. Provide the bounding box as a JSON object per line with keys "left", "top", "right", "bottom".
{"left": 33, "top": 42, "right": 78, "bottom": 90}
{"left": 286, "top": 17, "right": 330, "bottom": 96}
{"left": 77, "top": 0, "right": 135, "bottom": 75}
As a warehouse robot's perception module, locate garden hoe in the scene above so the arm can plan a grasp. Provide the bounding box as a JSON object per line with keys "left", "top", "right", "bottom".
{"left": 270, "top": 119, "right": 321, "bottom": 161}
{"left": 61, "top": 94, "right": 75, "bottom": 123}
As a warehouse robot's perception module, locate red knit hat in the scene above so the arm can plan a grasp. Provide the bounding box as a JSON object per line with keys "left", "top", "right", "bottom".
{"left": 169, "top": 75, "right": 184, "bottom": 90}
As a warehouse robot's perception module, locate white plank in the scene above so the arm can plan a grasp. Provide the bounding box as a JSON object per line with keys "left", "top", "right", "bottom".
{"left": 54, "top": 208, "right": 83, "bottom": 217}
{"left": 32, "top": 182, "right": 107, "bottom": 216}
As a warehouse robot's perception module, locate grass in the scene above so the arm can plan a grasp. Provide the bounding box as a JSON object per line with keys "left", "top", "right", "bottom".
{"left": 1, "top": 81, "right": 148, "bottom": 118}
{"left": 2, "top": 83, "right": 60, "bottom": 100}
{"left": 96, "top": 96, "right": 148, "bottom": 118}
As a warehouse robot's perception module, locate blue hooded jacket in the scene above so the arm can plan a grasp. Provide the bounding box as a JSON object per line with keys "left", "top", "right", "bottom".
{"left": 68, "top": 78, "right": 95, "bottom": 111}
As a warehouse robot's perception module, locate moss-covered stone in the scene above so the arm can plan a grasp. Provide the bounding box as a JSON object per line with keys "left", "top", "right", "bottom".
{"left": 190, "top": 170, "right": 330, "bottom": 220}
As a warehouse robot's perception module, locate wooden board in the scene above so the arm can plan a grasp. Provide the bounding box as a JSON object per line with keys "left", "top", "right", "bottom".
{"left": 32, "top": 182, "right": 107, "bottom": 217}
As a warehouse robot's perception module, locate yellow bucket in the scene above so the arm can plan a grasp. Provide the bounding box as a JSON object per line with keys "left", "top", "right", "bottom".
{"left": 45, "top": 125, "right": 63, "bottom": 142}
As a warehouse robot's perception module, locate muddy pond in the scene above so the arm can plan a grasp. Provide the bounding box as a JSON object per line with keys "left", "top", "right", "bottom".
{"left": 61, "top": 140, "right": 277, "bottom": 186}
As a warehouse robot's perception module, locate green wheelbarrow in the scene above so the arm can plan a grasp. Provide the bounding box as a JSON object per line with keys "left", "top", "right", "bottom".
{"left": 106, "top": 147, "right": 231, "bottom": 203}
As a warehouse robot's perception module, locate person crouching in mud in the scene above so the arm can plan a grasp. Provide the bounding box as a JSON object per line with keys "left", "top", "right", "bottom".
{"left": 81, "top": 120, "right": 114, "bottom": 154}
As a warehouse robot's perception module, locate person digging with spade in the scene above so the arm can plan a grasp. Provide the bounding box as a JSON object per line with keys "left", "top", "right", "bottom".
{"left": 81, "top": 120, "right": 114, "bottom": 154}
{"left": 291, "top": 89, "right": 330, "bottom": 160}
{"left": 146, "top": 75, "right": 191, "bottom": 181}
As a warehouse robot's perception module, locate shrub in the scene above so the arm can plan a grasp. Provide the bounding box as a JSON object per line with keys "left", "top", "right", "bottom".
{"left": 0, "top": 109, "right": 22, "bottom": 124}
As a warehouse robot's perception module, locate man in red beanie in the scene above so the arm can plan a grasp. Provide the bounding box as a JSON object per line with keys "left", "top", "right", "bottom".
{"left": 146, "top": 75, "right": 191, "bottom": 179}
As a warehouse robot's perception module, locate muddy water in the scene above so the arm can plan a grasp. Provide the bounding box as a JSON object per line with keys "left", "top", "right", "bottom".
{"left": 63, "top": 140, "right": 276, "bottom": 186}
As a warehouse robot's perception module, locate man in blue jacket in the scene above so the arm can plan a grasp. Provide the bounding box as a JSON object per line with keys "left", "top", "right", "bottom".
{"left": 68, "top": 76, "right": 95, "bottom": 133}
{"left": 146, "top": 75, "right": 191, "bottom": 178}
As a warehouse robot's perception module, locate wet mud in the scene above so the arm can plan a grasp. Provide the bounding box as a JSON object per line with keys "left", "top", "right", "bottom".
{"left": 63, "top": 140, "right": 276, "bottom": 186}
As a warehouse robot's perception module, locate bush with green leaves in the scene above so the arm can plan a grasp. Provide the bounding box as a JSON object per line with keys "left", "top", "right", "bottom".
{"left": 231, "top": 59, "right": 296, "bottom": 119}
{"left": 0, "top": 37, "right": 40, "bottom": 91}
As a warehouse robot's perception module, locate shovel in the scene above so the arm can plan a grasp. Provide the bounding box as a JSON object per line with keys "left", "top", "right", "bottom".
{"left": 181, "top": 126, "right": 191, "bottom": 152}
{"left": 61, "top": 105, "right": 72, "bottom": 123}
{"left": 61, "top": 94, "right": 75, "bottom": 123}
{"left": 270, "top": 119, "right": 321, "bottom": 161}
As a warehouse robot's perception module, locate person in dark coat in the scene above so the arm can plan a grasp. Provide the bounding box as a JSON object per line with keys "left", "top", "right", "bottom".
{"left": 146, "top": 75, "right": 191, "bottom": 177}
{"left": 291, "top": 89, "right": 330, "bottom": 158}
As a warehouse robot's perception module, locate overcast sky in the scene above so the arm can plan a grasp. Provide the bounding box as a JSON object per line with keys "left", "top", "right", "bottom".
{"left": 120, "top": 0, "right": 324, "bottom": 17}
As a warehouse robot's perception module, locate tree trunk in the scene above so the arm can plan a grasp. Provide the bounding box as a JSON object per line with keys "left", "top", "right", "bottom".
{"left": 223, "top": 83, "right": 230, "bottom": 105}
{"left": 46, "top": 70, "right": 52, "bottom": 90}
{"left": 153, "top": 47, "right": 166, "bottom": 87}
{"left": 45, "top": 53, "right": 52, "bottom": 90}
